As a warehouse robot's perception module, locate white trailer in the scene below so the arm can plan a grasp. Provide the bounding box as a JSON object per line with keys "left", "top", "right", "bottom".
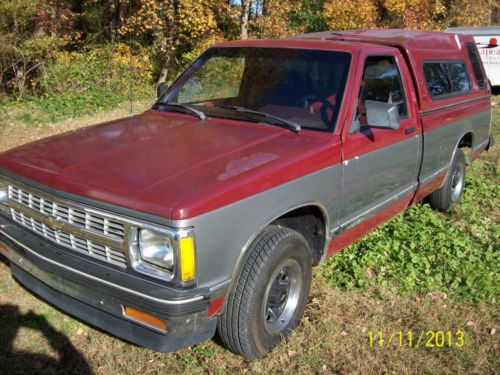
{"left": 446, "top": 27, "right": 500, "bottom": 87}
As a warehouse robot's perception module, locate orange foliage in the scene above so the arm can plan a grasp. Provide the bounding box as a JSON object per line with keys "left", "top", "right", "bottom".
{"left": 251, "top": 0, "right": 302, "bottom": 39}
{"left": 118, "top": 0, "right": 218, "bottom": 47}
{"left": 450, "top": 0, "right": 491, "bottom": 27}
{"left": 323, "top": 0, "right": 378, "bottom": 30}
{"left": 382, "top": 0, "right": 447, "bottom": 30}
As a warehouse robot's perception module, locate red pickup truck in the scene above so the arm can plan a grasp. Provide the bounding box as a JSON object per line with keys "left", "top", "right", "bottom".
{"left": 0, "top": 29, "right": 493, "bottom": 359}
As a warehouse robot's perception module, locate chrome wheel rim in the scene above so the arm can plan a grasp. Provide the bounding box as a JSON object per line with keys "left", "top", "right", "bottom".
{"left": 263, "top": 259, "right": 302, "bottom": 335}
{"left": 451, "top": 161, "right": 465, "bottom": 203}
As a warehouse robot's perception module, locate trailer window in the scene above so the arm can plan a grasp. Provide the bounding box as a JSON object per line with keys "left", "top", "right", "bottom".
{"left": 423, "top": 61, "right": 471, "bottom": 98}
{"left": 466, "top": 43, "right": 487, "bottom": 89}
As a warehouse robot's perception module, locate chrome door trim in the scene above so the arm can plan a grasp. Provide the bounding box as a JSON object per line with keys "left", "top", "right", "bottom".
{"left": 419, "top": 165, "right": 449, "bottom": 185}
{"left": 419, "top": 95, "right": 490, "bottom": 116}
{"left": 332, "top": 183, "right": 417, "bottom": 235}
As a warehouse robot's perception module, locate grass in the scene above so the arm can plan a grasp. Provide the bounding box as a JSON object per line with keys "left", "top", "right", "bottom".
{"left": 320, "top": 157, "right": 499, "bottom": 303}
{"left": 0, "top": 96, "right": 498, "bottom": 374}
{"left": 0, "top": 84, "right": 154, "bottom": 127}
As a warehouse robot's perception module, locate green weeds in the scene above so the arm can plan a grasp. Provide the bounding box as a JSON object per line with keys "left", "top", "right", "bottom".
{"left": 320, "top": 109, "right": 499, "bottom": 303}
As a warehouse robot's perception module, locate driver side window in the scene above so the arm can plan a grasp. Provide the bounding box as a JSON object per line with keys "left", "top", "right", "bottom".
{"left": 353, "top": 56, "right": 408, "bottom": 130}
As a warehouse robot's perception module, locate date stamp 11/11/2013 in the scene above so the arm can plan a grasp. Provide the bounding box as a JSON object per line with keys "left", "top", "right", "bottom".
{"left": 368, "top": 330, "right": 465, "bottom": 349}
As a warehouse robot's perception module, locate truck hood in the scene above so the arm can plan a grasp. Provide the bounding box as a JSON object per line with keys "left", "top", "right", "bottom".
{"left": 0, "top": 111, "right": 340, "bottom": 220}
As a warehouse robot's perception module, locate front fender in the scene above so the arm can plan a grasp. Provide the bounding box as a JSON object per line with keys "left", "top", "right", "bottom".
{"left": 171, "top": 163, "right": 342, "bottom": 290}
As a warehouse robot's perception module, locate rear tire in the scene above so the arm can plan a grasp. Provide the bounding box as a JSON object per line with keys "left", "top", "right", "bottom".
{"left": 429, "top": 148, "right": 466, "bottom": 212}
{"left": 217, "top": 225, "right": 312, "bottom": 359}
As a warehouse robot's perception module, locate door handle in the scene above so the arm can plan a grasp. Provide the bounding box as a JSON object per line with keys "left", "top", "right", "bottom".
{"left": 405, "top": 127, "right": 416, "bottom": 135}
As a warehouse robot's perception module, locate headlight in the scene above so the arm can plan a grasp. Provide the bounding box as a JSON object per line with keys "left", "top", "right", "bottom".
{"left": 139, "top": 229, "right": 175, "bottom": 271}
{"left": 0, "top": 179, "right": 8, "bottom": 204}
{"left": 0, "top": 179, "right": 9, "bottom": 214}
{"left": 129, "top": 226, "right": 196, "bottom": 284}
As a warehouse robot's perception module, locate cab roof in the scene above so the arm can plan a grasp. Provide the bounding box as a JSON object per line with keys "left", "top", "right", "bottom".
{"left": 216, "top": 29, "right": 476, "bottom": 58}
{"left": 291, "top": 29, "right": 476, "bottom": 52}
{"left": 215, "top": 38, "right": 385, "bottom": 52}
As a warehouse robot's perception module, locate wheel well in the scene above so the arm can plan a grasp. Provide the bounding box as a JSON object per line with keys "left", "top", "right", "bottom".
{"left": 458, "top": 132, "right": 473, "bottom": 149}
{"left": 272, "top": 206, "right": 327, "bottom": 265}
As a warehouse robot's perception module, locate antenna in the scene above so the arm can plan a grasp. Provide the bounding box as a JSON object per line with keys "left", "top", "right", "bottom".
{"left": 128, "top": 0, "right": 133, "bottom": 116}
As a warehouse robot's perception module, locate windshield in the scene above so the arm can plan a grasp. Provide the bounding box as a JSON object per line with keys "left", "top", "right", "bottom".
{"left": 160, "top": 47, "right": 351, "bottom": 131}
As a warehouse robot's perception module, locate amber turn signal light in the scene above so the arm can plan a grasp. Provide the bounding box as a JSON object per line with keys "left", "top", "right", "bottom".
{"left": 123, "top": 306, "right": 167, "bottom": 333}
{"left": 179, "top": 236, "right": 196, "bottom": 281}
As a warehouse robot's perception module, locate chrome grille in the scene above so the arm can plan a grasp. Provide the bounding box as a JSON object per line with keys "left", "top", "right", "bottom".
{"left": 9, "top": 186, "right": 125, "bottom": 240}
{"left": 6, "top": 183, "right": 131, "bottom": 268}
{"left": 11, "top": 209, "right": 127, "bottom": 267}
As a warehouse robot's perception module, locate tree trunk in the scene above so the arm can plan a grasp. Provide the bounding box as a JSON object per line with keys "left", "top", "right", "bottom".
{"left": 109, "top": 1, "right": 117, "bottom": 43}
{"left": 240, "top": 0, "right": 251, "bottom": 40}
{"left": 118, "top": 0, "right": 126, "bottom": 23}
{"left": 158, "top": 38, "right": 173, "bottom": 83}
{"left": 262, "top": 0, "right": 268, "bottom": 16}
{"left": 158, "top": 0, "right": 178, "bottom": 84}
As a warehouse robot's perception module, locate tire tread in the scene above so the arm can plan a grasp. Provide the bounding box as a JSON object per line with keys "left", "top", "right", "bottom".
{"left": 217, "top": 225, "right": 309, "bottom": 359}
{"left": 429, "top": 148, "right": 466, "bottom": 212}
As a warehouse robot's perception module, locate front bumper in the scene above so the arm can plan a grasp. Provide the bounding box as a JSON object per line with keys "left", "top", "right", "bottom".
{"left": 0, "top": 216, "right": 218, "bottom": 352}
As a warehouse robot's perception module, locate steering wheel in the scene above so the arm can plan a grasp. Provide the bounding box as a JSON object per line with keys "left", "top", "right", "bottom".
{"left": 294, "top": 94, "right": 337, "bottom": 126}
{"left": 319, "top": 100, "right": 336, "bottom": 126}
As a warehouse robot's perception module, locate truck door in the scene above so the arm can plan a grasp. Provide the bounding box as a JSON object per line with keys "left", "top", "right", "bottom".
{"left": 339, "top": 52, "right": 422, "bottom": 231}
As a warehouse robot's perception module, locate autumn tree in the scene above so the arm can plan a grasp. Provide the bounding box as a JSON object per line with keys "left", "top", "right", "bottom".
{"left": 250, "top": 0, "right": 303, "bottom": 38}
{"left": 382, "top": 0, "right": 447, "bottom": 30}
{"left": 76, "top": 1, "right": 129, "bottom": 42}
{"left": 288, "top": 0, "right": 328, "bottom": 33}
{"left": 323, "top": 0, "right": 378, "bottom": 30}
{"left": 118, "top": 0, "right": 220, "bottom": 82}
{"left": 0, "top": 0, "right": 73, "bottom": 95}
{"left": 447, "top": 0, "right": 492, "bottom": 27}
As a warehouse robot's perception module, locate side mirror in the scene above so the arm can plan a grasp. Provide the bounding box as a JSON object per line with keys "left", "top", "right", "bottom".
{"left": 365, "top": 100, "right": 400, "bottom": 130}
{"left": 157, "top": 82, "right": 169, "bottom": 99}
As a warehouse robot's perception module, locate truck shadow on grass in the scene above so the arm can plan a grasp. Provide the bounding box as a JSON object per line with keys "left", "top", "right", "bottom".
{"left": 0, "top": 303, "right": 93, "bottom": 374}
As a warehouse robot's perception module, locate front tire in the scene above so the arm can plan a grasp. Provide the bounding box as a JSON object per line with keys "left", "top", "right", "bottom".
{"left": 217, "top": 225, "right": 312, "bottom": 359}
{"left": 429, "top": 148, "right": 466, "bottom": 212}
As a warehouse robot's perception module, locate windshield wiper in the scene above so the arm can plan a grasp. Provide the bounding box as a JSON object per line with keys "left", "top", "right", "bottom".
{"left": 216, "top": 105, "right": 301, "bottom": 133}
{"left": 153, "top": 102, "right": 206, "bottom": 120}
